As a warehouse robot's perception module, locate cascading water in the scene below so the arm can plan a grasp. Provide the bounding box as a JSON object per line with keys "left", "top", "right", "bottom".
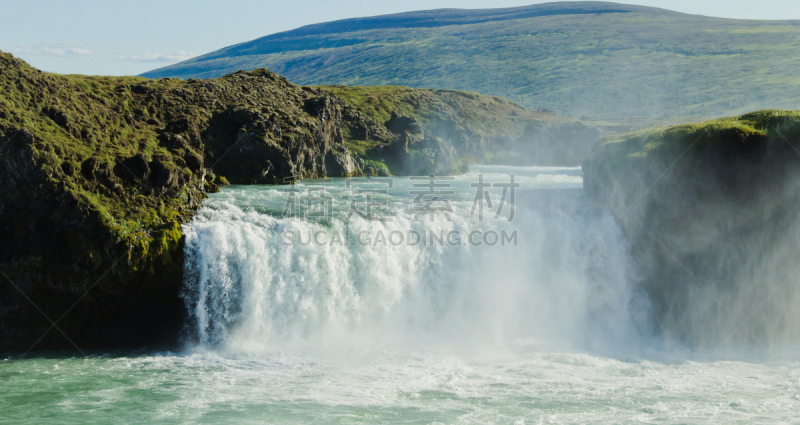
{"left": 181, "top": 166, "right": 649, "bottom": 351}
{"left": 5, "top": 166, "right": 799, "bottom": 423}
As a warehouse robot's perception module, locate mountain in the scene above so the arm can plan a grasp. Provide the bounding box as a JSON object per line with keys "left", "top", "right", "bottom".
{"left": 142, "top": 1, "right": 800, "bottom": 120}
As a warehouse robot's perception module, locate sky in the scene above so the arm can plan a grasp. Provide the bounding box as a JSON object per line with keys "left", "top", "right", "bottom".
{"left": 1, "top": 0, "right": 799, "bottom": 76}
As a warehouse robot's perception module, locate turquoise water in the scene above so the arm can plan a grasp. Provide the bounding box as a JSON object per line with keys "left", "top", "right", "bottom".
{"left": 3, "top": 166, "right": 799, "bottom": 424}
{"left": 3, "top": 348, "right": 800, "bottom": 423}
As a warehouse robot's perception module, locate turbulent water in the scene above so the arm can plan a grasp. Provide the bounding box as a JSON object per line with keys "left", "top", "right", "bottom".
{"left": 2, "top": 166, "right": 799, "bottom": 423}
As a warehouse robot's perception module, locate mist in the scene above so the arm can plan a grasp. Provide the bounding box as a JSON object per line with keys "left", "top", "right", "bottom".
{"left": 584, "top": 118, "right": 800, "bottom": 350}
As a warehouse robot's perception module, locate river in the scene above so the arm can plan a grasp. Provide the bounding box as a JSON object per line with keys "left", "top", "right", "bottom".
{"left": 2, "top": 166, "right": 798, "bottom": 423}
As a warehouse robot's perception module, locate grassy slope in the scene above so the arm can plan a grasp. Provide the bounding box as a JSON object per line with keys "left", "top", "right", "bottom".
{"left": 328, "top": 85, "right": 535, "bottom": 126}
{"left": 584, "top": 110, "right": 800, "bottom": 185}
{"left": 0, "top": 54, "right": 198, "bottom": 254}
{"left": 142, "top": 2, "right": 800, "bottom": 120}
{"left": 327, "top": 85, "right": 573, "bottom": 157}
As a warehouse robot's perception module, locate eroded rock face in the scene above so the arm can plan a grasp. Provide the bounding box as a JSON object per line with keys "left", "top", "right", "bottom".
{"left": 385, "top": 112, "right": 424, "bottom": 137}
{"left": 582, "top": 111, "right": 800, "bottom": 345}
{"left": 0, "top": 130, "right": 190, "bottom": 351}
{"left": 116, "top": 154, "right": 151, "bottom": 182}
{"left": 383, "top": 134, "right": 459, "bottom": 176}
{"left": 0, "top": 52, "right": 362, "bottom": 352}
{"left": 325, "top": 150, "right": 358, "bottom": 177}
{"left": 207, "top": 94, "right": 359, "bottom": 183}
{"left": 376, "top": 113, "right": 462, "bottom": 175}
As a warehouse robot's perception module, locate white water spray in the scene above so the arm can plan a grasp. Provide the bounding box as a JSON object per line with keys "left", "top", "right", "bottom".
{"left": 181, "top": 167, "right": 648, "bottom": 352}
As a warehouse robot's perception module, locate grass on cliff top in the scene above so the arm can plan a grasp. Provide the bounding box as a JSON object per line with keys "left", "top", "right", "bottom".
{"left": 0, "top": 53, "right": 195, "bottom": 245}
{"left": 594, "top": 109, "right": 800, "bottom": 162}
{"left": 324, "top": 84, "right": 565, "bottom": 161}
{"left": 325, "top": 84, "right": 561, "bottom": 135}
{"left": 1, "top": 51, "right": 355, "bottom": 254}
{"left": 325, "top": 85, "right": 527, "bottom": 124}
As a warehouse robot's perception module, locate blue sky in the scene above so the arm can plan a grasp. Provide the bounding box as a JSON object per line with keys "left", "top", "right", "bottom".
{"left": 1, "top": 0, "right": 799, "bottom": 76}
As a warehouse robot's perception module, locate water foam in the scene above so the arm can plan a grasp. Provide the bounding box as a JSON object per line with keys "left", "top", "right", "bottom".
{"left": 182, "top": 167, "right": 647, "bottom": 352}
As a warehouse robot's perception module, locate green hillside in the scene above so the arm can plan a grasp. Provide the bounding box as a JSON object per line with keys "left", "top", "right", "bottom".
{"left": 142, "top": 1, "right": 800, "bottom": 120}
{"left": 325, "top": 85, "right": 615, "bottom": 173}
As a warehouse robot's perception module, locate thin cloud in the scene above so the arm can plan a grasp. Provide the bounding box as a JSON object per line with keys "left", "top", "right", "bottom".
{"left": 119, "top": 51, "right": 196, "bottom": 63}
{"left": 12, "top": 42, "right": 94, "bottom": 57}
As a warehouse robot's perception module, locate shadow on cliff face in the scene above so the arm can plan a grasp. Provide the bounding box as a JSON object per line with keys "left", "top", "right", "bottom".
{"left": 201, "top": 95, "right": 359, "bottom": 184}
{"left": 0, "top": 53, "right": 363, "bottom": 353}
{"left": 583, "top": 111, "right": 800, "bottom": 347}
{"left": 371, "top": 113, "right": 461, "bottom": 175}
{"left": 0, "top": 131, "right": 190, "bottom": 353}
{"left": 637, "top": 142, "right": 800, "bottom": 347}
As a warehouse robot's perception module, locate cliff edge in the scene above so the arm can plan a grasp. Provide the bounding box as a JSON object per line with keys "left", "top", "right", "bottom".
{"left": 0, "top": 52, "right": 357, "bottom": 352}
{"left": 583, "top": 110, "right": 800, "bottom": 344}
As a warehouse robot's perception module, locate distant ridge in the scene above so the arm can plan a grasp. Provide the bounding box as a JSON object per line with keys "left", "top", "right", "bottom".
{"left": 252, "top": 3, "right": 638, "bottom": 37}
{"left": 143, "top": 2, "right": 800, "bottom": 119}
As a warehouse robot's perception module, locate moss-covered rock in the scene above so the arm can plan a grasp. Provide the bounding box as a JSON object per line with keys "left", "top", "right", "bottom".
{"left": 0, "top": 52, "right": 360, "bottom": 352}
{"left": 327, "top": 85, "right": 618, "bottom": 172}
{"left": 583, "top": 110, "right": 800, "bottom": 344}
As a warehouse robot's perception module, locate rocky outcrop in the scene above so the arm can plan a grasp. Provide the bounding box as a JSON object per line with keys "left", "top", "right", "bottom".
{"left": 385, "top": 112, "right": 424, "bottom": 137}
{"left": 0, "top": 127, "right": 194, "bottom": 351}
{"left": 328, "top": 86, "right": 619, "bottom": 175}
{"left": 582, "top": 110, "right": 800, "bottom": 345}
{"left": 0, "top": 52, "right": 360, "bottom": 352}
{"left": 199, "top": 83, "right": 360, "bottom": 183}
{"left": 371, "top": 112, "right": 461, "bottom": 175}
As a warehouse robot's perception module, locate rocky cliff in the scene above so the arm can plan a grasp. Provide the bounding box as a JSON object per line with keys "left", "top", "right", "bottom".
{"left": 0, "top": 53, "right": 358, "bottom": 352}
{"left": 327, "top": 85, "right": 617, "bottom": 175}
{"left": 583, "top": 110, "right": 800, "bottom": 345}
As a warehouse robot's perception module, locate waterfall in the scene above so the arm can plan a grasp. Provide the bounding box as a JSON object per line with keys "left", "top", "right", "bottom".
{"left": 181, "top": 167, "right": 649, "bottom": 351}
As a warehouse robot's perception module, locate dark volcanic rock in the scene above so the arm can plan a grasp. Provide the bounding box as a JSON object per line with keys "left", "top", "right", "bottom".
{"left": 385, "top": 112, "right": 424, "bottom": 137}
{"left": 150, "top": 156, "right": 184, "bottom": 195}
{"left": 0, "top": 129, "right": 188, "bottom": 351}
{"left": 116, "top": 154, "right": 151, "bottom": 182}
{"left": 0, "top": 51, "right": 361, "bottom": 352}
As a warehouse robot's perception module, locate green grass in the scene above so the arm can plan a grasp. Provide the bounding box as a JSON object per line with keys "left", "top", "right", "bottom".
{"left": 0, "top": 52, "right": 342, "bottom": 266}
{"left": 582, "top": 109, "right": 800, "bottom": 206}
{"left": 326, "top": 84, "right": 582, "bottom": 167}
{"left": 142, "top": 2, "right": 800, "bottom": 121}
{"left": 0, "top": 56, "right": 189, "bottom": 245}
{"left": 595, "top": 109, "right": 800, "bottom": 161}
{"left": 327, "top": 85, "right": 541, "bottom": 132}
